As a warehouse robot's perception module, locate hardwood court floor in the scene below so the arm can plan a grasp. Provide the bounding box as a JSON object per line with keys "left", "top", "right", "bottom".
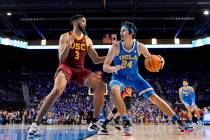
{"left": 0, "top": 124, "right": 209, "bottom": 140}
{"left": 87, "top": 124, "right": 210, "bottom": 140}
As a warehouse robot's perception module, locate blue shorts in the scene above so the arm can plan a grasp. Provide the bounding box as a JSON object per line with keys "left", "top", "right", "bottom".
{"left": 182, "top": 97, "right": 195, "bottom": 107}
{"left": 109, "top": 73, "right": 155, "bottom": 100}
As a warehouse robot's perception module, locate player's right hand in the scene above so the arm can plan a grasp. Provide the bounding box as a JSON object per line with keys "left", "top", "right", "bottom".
{"left": 67, "top": 35, "right": 75, "bottom": 46}
{"left": 112, "top": 65, "right": 121, "bottom": 73}
{"left": 157, "top": 55, "right": 165, "bottom": 70}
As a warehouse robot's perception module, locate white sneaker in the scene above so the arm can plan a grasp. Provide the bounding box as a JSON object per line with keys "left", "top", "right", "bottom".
{"left": 188, "top": 123, "right": 196, "bottom": 129}
{"left": 123, "top": 125, "right": 133, "bottom": 136}
{"left": 178, "top": 121, "right": 194, "bottom": 133}
{"left": 88, "top": 121, "right": 109, "bottom": 135}
{"left": 27, "top": 122, "right": 40, "bottom": 137}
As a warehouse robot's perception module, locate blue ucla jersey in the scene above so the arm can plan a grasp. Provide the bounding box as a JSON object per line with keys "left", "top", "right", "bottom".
{"left": 113, "top": 40, "right": 139, "bottom": 76}
{"left": 181, "top": 86, "right": 195, "bottom": 106}
{"left": 110, "top": 40, "right": 155, "bottom": 100}
{"left": 181, "top": 86, "right": 194, "bottom": 98}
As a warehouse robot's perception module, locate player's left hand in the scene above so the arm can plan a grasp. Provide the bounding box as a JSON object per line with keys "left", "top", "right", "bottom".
{"left": 157, "top": 55, "right": 165, "bottom": 70}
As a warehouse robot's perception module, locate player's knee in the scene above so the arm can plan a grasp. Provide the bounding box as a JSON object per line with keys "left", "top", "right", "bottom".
{"left": 111, "top": 86, "right": 121, "bottom": 94}
{"left": 112, "top": 108, "right": 118, "bottom": 114}
{"left": 95, "top": 80, "right": 105, "bottom": 91}
{"left": 143, "top": 90, "right": 155, "bottom": 100}
{"left": 52, "top": 84, "right": 65, "bottom": 97}
{"left": 186, "top": 106, "right": 191, "bottom": 112}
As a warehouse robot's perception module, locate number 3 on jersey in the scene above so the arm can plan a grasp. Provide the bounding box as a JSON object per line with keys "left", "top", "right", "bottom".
{"left": 75, "top": 51, "right": 79, "bottom": 60}
{"left": 121, "top": 60, "right": 132, "bottom": 69}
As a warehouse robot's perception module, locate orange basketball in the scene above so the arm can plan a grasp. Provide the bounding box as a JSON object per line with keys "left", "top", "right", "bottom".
{"left": 144, "top": 55, "right": 163, "bottom": 72}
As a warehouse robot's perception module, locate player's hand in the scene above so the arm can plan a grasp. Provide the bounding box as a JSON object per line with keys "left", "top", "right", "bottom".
{"left": 157, "top": 55, "right": 165, "bottom": 70}
{"left": 112, "top": 65, "right": 122, "bottom": 73}
{"left": 68, "top": 35, "right": 75, "bottom": 45}
{"left": 65, "top": 34, "right": 74, "bottom": 47}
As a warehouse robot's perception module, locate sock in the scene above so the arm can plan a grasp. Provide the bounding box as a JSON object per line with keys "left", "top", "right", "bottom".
{"left": 114, "top": 116, "right": 120, "bottom": 124}
{"left": 122, "top": 115, "right": 129, "bottom": 121}
{"left": 171, "top": 115, "right": 179, "bottom": 121}
{"left": 122, "top": 115, "right": 131, "bottom": 126}
{"left": 103, "top": 118, "right": 111, "bottom": 126}
{"left": 92, "top": 118, "right": 99, "bottom": 123}
{"left": 171, "top": 115, "right": 182, "bottom": 124}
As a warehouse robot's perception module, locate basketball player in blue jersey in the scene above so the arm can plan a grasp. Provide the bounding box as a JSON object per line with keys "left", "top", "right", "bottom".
{"left": 103, "top": 21, "right": 193, "bottom": 135}
{"left": 179, "top": 79, "right": 201, "bottom": 126}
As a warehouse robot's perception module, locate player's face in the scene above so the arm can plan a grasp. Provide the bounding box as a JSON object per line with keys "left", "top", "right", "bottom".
{"left": 183, "top": 81, "right": 188, "bottom": 87}
{"left": 120, "top": 28, "right": 130, "bottom": 41}
{"left": 77, "top": 17, "right": 86, "bottom": 31}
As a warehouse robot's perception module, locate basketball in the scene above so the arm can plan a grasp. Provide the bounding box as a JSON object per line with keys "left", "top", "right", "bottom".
{"left": 144, "top": 55, "right": 163, "bottom": 72}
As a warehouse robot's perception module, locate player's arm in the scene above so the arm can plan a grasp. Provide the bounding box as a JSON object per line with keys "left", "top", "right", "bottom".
{"left": 190, "top": 86, "right": 195, "bottom": 93}
{"left": 86, "top": 37, "right": 105, "bottom": 64}
{"left": 103, "top": 43, "right": 121, "bottom": 73}
{"left": 137, "top": 42, "right": 165, "bottom": 69}
{"left": 58, "top": 33, "right": 74, "bottom": 63}
{"left": 137, "top": 42, "right": 151, "bottom": 59}
{"left": 178, "top": 88, "right": 183, "bottom": 102}
{"left": 190, "top": 86, "right": 196, "bottom": 101}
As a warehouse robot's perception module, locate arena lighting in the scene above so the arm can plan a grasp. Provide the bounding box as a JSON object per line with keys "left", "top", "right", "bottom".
{"left": 0, "top": 37, "right": 28, "bottom": 48}
{"left": 174, "top": 38, "right": 180, "bottom": 45}
{"left": 27, "top": 44, "right": 193, "bottom": 49}
{"left": 41, "top": 39, "right": 46, "bottom": 45}
{"left": 1, "top": 38, "right": 10, "bottom": 45}
{"left": 6, "top": 12, "right": 12, "bottom": 16}
{"left": 204, "top": 10, "right": 209, "bottom": 16}
{"left": 152, "top": 38, "right": 157, "bottom": 45}
{"left": 192, "top": 37, "right": 210, "bottom": 47}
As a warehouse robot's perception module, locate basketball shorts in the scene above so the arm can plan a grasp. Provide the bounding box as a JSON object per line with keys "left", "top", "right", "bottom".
{"left": 55, "top": 64, "right": 93, "bottom": 84}
{"left": 182, "top": 97, "right": 196, "bottom": 107}
{"left": 109, "top": 73, "right": 155, "bottom": 100}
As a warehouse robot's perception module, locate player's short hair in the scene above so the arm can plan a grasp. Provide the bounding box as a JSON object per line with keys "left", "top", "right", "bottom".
{"left": 121, "top": 21, "right": 137, "bottom": 38}
{"left": 71, "top": 14, "right": 85, "bottom": 25}
{"left": 182, "top": 79, "right": 188, "bottom": 83}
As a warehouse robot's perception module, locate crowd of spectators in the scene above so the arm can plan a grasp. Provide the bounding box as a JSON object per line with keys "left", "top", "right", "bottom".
{"left": 0, "top": 72, "right": 209, "bottom": 125}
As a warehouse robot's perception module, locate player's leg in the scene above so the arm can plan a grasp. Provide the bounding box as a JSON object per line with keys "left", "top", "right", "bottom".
{"left": 133, "top": 74, "right": 177, "bottom": 120}
{"left": 183, "top": 97, "right": 196, "bottom": 125}
{"left": 124, "top": 96, "right": 132, "bottom": 121}
{"left": 133, "top": 74, "right": 193, "bottom": 132}
{"left": 149, "top": 94, "right": 178, "bottom": 120}
{"left": 191, "top": 95, "right": 201, "bottom": 124}
{"left": 107, "top": 108, "right": 117, "bottom": 121}
{"left": 102, "top": 108, "right": 118, "bottom": 129}
{"left": 28, "top": 71, "right": 68, "bottom": 136}
{"left": 110, "top": 80, "right": 133, "bottom": 136}
{"left": 102, "top": 96, "right": 130, "bottom": 131}
{"left": 85, "top": 74, "right": 105, "bottom": 119}
{"left": 194, "top": 106, "right": 200, "bottom": 119}
{"left": 113, "top": 96, "right": 132, "bottom": 131}
{"left": 193, "top": 106, "right": 202, "bottom": 124}
{"left": 36, "top": 71, "right": 67, "bottom": 123}
{"left": 111, "top": 86, "right": 127, "bottom": 116}
{"left": 147, "top": 93, "right": 194, "bottom": 131}
{"left": 124, "top": 96, "right": 131, "bottom": 114}
{"left": 84, "top": 73, "right": 108, "bottom": 134}
{"left": 185, "top": 104, "right": 193, "bottom": 122}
